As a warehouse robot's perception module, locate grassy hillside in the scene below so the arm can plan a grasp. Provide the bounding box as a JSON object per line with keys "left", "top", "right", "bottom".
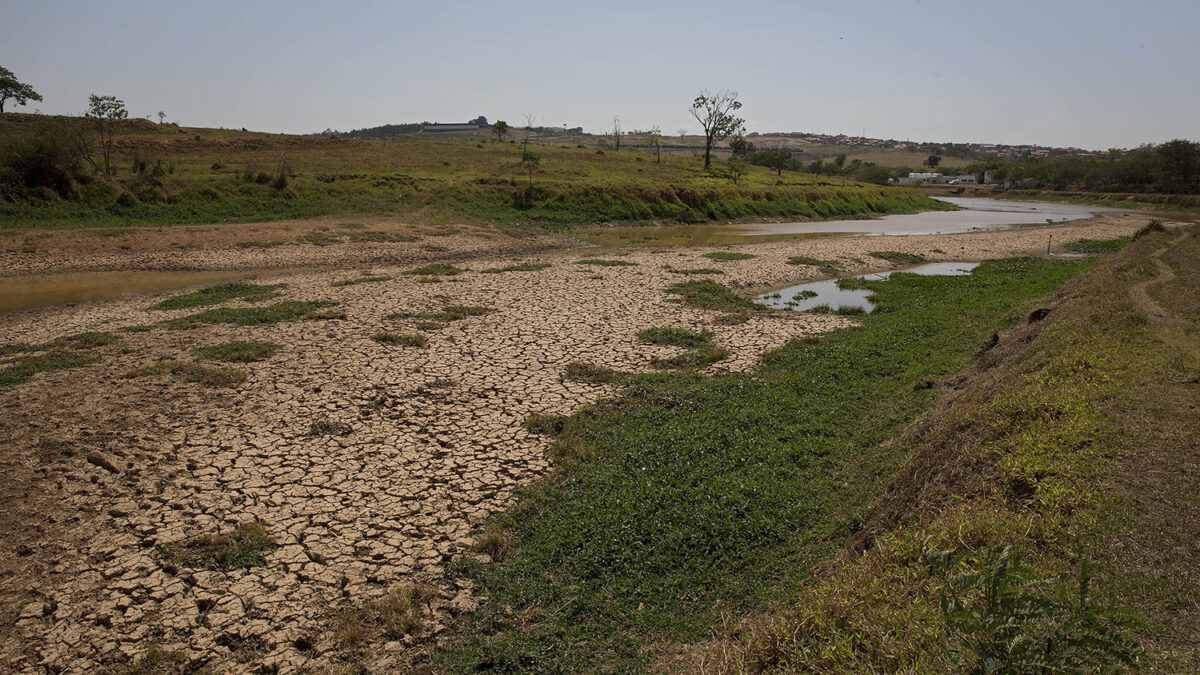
{"left": 0, "top": 114, "right": 944, "bottom": 230}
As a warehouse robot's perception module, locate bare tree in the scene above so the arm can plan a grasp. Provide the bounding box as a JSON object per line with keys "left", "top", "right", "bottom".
{"left": 677, "top": 128, "right": 687, "bottom": 138}
{"left": 645, "top": 126, "right": 662, "bottom": 163}
{"left": 522, "top": 113, "right": 535, "bottom": 152}
{"left": 612, "top": 116, "right": 622, "bottom": 152}
{"left": 689, "top": 89, "right": 745, "bottom": 170}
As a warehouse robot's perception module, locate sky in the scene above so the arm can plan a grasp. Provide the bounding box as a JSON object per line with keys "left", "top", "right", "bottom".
{"left": 3, "top": 0, "right": 1198, "bottom": 150}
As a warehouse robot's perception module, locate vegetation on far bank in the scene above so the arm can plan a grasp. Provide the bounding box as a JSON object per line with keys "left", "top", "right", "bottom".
{"left": 0, "top": 113, "right": 945, "bottom": 230}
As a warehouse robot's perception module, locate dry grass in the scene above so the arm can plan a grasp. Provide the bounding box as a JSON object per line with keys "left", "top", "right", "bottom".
{"left": 123, "top": 360, "right": 247, "bottom": 387}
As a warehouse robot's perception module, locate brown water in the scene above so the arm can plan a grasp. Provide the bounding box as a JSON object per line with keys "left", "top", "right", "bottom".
{"left": 0, "top": 270, "right": 250, "bottom": 313}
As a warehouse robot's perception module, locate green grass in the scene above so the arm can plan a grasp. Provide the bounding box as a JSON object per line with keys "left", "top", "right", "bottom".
{"left": 1064, "top": 237, "right": 1130, "bottom": 254}
{"left": 167, "top": 300, "right": 334, "bottom": 327}
{"left": 387, "top": 305, "right": 492, "bottom": 322}
{"left": 150, "top": 282, "right": 283, "bottom": 310}
{"left": 158, "top": 521, "right": 275, "bottom": 571}
{"left": 406, "top": 263, "right": 465, "bottom": 276}
{"left": 575, "top": 259, "right": 637, "bottom": 267}
{"left": 433, "top": 256, "right": 1092, "bottom": 672}
{"left": 0, "top": 349, "right": 100, "bottom": 386}
{"left": 483, "top": 262, "right": 551, "bottom": 273}
{"left": 650, "top": 344, "right": 731, "bottom": 369}
{"left": 124, "top": 360, "right": 247, "bottom": 387}
{"left": 702, "top": 251, "right": 756, "bottom": 261}
{"left": 637, "top": 326, "right": 714, "bottom": 348}
{"left": 665, "top": 280, "right": 764, "bottom": 312}
{"left": 786, "top": 256, "right": 841, "bottom": 276}
{"left": 373, "top": 332, "right": 428, "bottom": 347}
{"left": 666, "top": 267, "right": 724, "bottom": 275}
{"left": 870, "top": 251, "right": 927, "bottom": 266}
{"left": 563, "top": 361, "right": 626, "bottom": 384}
{"left": 331, "top": 274, "right": 392, "bottom": 287}
{"left": 195, "top": 341, "right": 279, "bottom": 362}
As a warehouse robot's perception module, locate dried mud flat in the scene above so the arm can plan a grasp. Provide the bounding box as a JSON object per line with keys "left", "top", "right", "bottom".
{"left": 0, "top": 212, "right": 1156, "bottom": 673}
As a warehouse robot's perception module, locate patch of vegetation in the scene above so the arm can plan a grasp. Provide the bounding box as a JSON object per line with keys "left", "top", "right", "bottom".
{"left": 637, "top": 326, "right": 713, "bottom": 348}
{"left": 332, "top": 583, "right": 439, "bottom": 648}
{"left": 702, "top": 251, "right": 756, "bottom": 261}
{"left": 806, "top": 303, "right": 868, "bottom": 316}
{"left": 434, "top": 256, "right": 1093, "bottom": 672}
{"left": 1132, "top": 219, "right": 1166, "bottom": 240}
{"left": 786, "top": 256, "right": 841, "bottom": 276}
{"left": 124, "top": 360, "right": 247, "bottom": 387}
{"left": 473, "top": 523, "right": 519, "bottom": 562}
{"left": 1063, "top": 237, "right": 1130, "bottom": 254}
{"left": 195, "top": 341, "right": 279, "bottom": 363}
{"left": 388, "top": 305, "right": 492, "bottom": 322}
{"left": 150, "top": 282, "right": 282, "bottom": 310}
{"left": 650, "top": 344, "right": 731, "bottom": 370}
{"left": 575, "top": 258, "right": 637, "bottom": 267}
{"left": 666, "top": 267, "right": 724, "bottom": 275}
{"left": 373, "top": 332, "right": 428, "bottom": 347}
{"left": 713, "top": 313, "right": 749, "bottom": 325}
{"left": 870, "top": 250, "right": 927, "bottom": 266}
{"left": 103, "top": 644, "right": 190, "bottom": 675}
{"left": 483, "top": 262, "right": 551, "bottom": 273}
{"left": 309, "top": 419, "right": 353, "bottom": 436}
{"left": 234, "top": 239, "right": 286, "bottom": 249}
{"left": 665, "top": 280, "right": 763, "bottom": 312}
{"left": 331, "top": 274, "right": 392, "bottom": 287}
{"left": 405, "top": 263, "right": 465, "bottom": 276}
{"left": 563, "top": 361, "right": 625, "bottom": 384}
{"left": 168, "top": 300, "right": 335, "bottom": 327}
{"left": 158, "top": 521, "right": 275, "bottom": 571}
{"left": 0, "top": 349, "right": 99, "bottom": 386}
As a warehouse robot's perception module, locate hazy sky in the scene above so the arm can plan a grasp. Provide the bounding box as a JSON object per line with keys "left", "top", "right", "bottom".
{"left": 4, "top": 0, "right": 1198, "bottom": 149}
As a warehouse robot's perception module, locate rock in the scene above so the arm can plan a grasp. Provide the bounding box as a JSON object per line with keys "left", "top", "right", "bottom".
{"left": 86, "top": 452, "right": 121, "bottom": 474}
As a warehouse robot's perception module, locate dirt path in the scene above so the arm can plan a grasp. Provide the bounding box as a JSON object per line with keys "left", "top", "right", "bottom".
{"left": 1129, "top": 231, "right": 1190, "bottom": 322}
{"left": 0, "top": 214, "right": 1173, "bottom": 673}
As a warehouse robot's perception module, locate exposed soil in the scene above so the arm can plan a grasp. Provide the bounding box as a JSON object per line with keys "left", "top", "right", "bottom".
{"left": 0, "top": 212, "right": 1171, "bottom": 673}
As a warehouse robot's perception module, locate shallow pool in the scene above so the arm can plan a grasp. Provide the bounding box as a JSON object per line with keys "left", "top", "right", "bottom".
{"left": 757, "top": 262, "right": 981, "bottom": 314}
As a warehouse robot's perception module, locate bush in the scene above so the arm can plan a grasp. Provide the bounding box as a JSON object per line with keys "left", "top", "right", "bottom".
{"left": 0, "top": 132, "right": 83, "bottom": 200}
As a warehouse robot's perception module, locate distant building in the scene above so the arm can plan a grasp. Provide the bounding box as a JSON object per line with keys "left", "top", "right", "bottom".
{"left": 423, "top": 117, "right": 491, "bottom": 133}
{"left": 949, "top": 173, "right": 977, "bottom": 184}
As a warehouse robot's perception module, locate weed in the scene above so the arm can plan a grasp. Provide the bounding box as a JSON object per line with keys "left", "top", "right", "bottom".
{"left": 483, "top": 262, "right": 551, "bottom": 273}
{"left": 124, "top": 360, "right": 247, "bottom": 387}
{"left": 150, "top": 283, "right": 282, "bottom": 311}
{"left": 473, "top": 522, "right": 518, "bottom": 562}
{"left": 158, "top": 521, "right": 275, "bottom": 571}
{"left": 373, "top": 332, "right": 427, "bottom": 347}
{"left": 524, "top": 412, "right": 568, "bottom": 436}
{"left": 331, "top": 274, "right": 392, "bottom": 287}
{"left": 870, "top": 250, "right": 927, "bottom": 265}
{"left": 0, "top": 349, "right": 99, "bottom": 387}
{"left": 563, "top": 361, "right": 625, "bottom": 384}
{"left": 309, "top": 419, "right": 353, "bottom": 436}
{"left": 575, "top": 258, "right": 636, "bottom": 267}
{"left": 703, "top": 251, "right": 756, "bottom": 261}
{"left": 714, "top": 313, "right": 749, "bottom": 325}
{"left": 168, "top": 301, "right": 335, "bottom": 327}
{"left": 234, "top": 240, "right": 285, "bottom": 248}
{"left": 665, "top": 280, "right": 763, "bottom": 312}
{"left": 345, "top": 230, "right": 419, "bottom": 243}
{"left": 638, "top": 326, "right": 713, "bottom": 348}
{"left": 332, "top": 583, "right": 438, "bottom": 647}
{"left": 786, "top": 256, "right": 841, "bottom": 276}
{"left": 1064, "top": 237, "right": 1129, "bottom": 254}
{"left": 666, "top": 267, "right": 724, "bottom": 275}
{"left": 388, "top": 305, "right": 492, "bottom": 322}
{"left": 405, "top": 263, "right": 465, "bottom": 276}
{"left": 195, "top": 341, "right": 279, "bottom": 362}
{"left": 650, "top": 344, "right": 730, "bottom": 369}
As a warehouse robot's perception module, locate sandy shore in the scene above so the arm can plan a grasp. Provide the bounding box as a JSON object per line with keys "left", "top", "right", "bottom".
{"left": 0, "top": 211, "right": 1165, "bottom": 672}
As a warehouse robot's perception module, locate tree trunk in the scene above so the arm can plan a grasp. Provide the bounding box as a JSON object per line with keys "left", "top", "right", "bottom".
{"left": 704, "top": 136, "right": 713, "bottom": 169}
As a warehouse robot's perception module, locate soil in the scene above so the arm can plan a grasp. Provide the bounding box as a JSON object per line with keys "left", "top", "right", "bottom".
{"left": 0, "top": 211, "right": 1171, "bottom": 673}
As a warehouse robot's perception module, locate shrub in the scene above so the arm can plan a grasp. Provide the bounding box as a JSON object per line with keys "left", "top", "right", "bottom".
{"left": 0, "top": 131, "right": 83, "bottom": 200}
{"left": 702, "top": 251, "right": 756, "bottom": 261}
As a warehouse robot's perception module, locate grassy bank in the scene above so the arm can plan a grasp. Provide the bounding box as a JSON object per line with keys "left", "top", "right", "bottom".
{"left": 424, "top": 257, "right": 1095, "bottom": 672}
{"left": 0, "top": 114, "right": 944, "bottom": 230}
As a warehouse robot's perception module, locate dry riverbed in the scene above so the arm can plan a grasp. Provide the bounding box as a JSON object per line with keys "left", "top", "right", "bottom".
{"left": 0, "top": 212, "right": 1158, "bottom": 673}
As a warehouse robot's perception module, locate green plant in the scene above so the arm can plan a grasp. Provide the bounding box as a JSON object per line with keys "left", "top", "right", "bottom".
{"left": 405, "top": 263, "right": 465, "bottom": 276}
{"left": 483, "top": 262, "right": 551, "bottom": 273}
{"left": 195, "top": 341, "right": 279, "bottom": 362}
{"left": 167, "top": 301, "right": 334, "bottom": 327}
{"left": 703, "top": 251, "right": 755, "bottom": 261}
{"left": 924, "top": 544, "right": 1141, "bottom": 674}
{"left": 158, "top": 521, "right": 276, "bottom": 571}
{"left": 575, "top": 258, "right": 636, "bottom": 267}
{"left": 124, "top": 360, "right": 247, "bottom": 387}
{"left": 150, "top": 282, "right": 282, "bottom": 310}
{"left": 1063, "top": 237, "right": 1129, "bottom": 254}
{"left": 665, "top": 280, "right": 762, "bottom": 312}
{"left": 373, "top": 332, "right": 427, "bottom": 347}
{"left": 638, "top": 326, "right": 713, "bottom": 348}
{"left": 563, "top": 361, "right": 625, "bottom": 384}
{"left": 650, "top": 344, "right": 730, "bottom": 369}
{"left": 870, "top": 251, "right": 927, "bottom": 266}
{"left": 1132, "top": 219, "right": 1166, "bottom": 240}
{"left": 331, "top": 274, "right": 391, "bottom": 287}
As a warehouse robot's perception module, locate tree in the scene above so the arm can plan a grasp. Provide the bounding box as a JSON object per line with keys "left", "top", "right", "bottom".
{"left": 729, "top": 136, "right": 754, "bottom": 157}
{"left": 767, "top": 148, "right": 792, "bottom": 176}
{"left": 492, "top": 120, "right": 509, "bottom": 143}
{"left": 522, "top": 113, "right": 535, "bottom": 152}
{"left": 645, "top": 126, "right": 662, "bottom": 163}
{"left": 520, "top": 150, "right": 540, "bottom": 188}
{"left": 926, "top": 154, "right": 942, "bottom": 168}
{"left": 81, "top": 94, "right": 128, "bottom": 175}
{"left": 0, "top": 66, "right": 42, "bottom": 114}
{"left": 689, "top": 89, "right": 745, "bottom": 170}
{"left": 157, "top": 111, "right": 166, "bottom": 125}
{"left": 612, "top": 116, "right": 622, "bottom": 152}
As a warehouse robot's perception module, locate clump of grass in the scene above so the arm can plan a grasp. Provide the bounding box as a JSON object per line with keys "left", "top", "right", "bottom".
{"left": 1132, "top": 219, "right": 1166, "bottom": 240}
{"left": 563, "top": 361, "right": 625, "bottom": 384}
{"left": 714, "top": 313, "right": 749, "bottom": 325}
{"left": 796, "top": 289, "right": 819, "bottom": 299}
{"left": 338, "top": 222, "right": 366, "bottom": 229}
{"left": 298, "top": 230, "right": 343, "bottom": 246}
{"left": 473, "top": 522, "right": 518, "bottom": 562}
{"left": 150, "top": 282, "right": 283, "bottom": 311}
{"left": 870, "top": 251, "right": 927, "bottom": 265}
{"left": 426, "top": 227, "right": 462, "bottom": 237}
{"left": 345, "top": 230, "right": 419, "bottom": 243}
{"left": 168, "top": 301, "right": 335, "bottom": 327}
{"left": 195, "top": 341, "right": 279, "bottom": 363}
{"left": 309, "top": 419, "right": 353, "bottom": 436}
{"left": 109, "top": 645, "right": 188, "bottom": 675}
{"left": 483, "top": 262, "right": 551, "bottom": 273}
{"left": 1064, "top": 237, "right": 1130, "bottom": 254}
{"left": 388, "top": 305, "right": 492, "bottom": 322}
{"left": 524, "top": 412, "right": 568, "bottom": 436}
{"left": 405, "top": 263, "right": 465, "bottom": 276}
{"left": 304, "top": 308, "right": 347, "bottom": 320}
{"left": 703, "top": 251, "right": 756, "bottom": 261}
{"left": 0, "top": 349, "right": 99, "bottom": 387}
{"left": 805, "top": 304, "right": 868, "bottom": 316}
{"left": 638, "top": 326, "right": 713, "bottom": 348}
{"left": 666, "top": 267, "right": 724, "bottom": 275}
{"left": 650, "top": 344, "right": 730, "bottom": 369}
{"left": 158, "top": 521, "right": 275, "bottom": 571}
{"left": 124, "top": 360, "right": 247, "bottom": 387}
{"left": 666, "top": 280, "right": 763, "bottom": 312}
{"left": 787, "top": 256, "right": 841, "bottom": 276}
{"left": 234, "top": 240, "right": 286, "bottom": 249}
{"left": 331, "top": 274, "right": 392, "bottom": 287}
{"left": 575, "top": 259, "right": 636, "bottom": 267}
{"left": 332, "top": 583, "right": 439, "bottom": 647}
{"left": 373, "top": 332, "right": 428, "bottom": 347}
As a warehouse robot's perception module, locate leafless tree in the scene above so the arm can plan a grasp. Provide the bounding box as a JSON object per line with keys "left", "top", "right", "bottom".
{"left": 645, "top": 126, "right": 662, "bottom": 163}
{"left": 612, "top": 116, "right": 621, "bottom": 152}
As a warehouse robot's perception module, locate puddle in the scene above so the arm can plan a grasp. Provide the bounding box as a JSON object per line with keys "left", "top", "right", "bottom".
{"left": 757, "top": 262, "right": 980, "bottom": 314}
{"left": 0, "top": 270, "right": 252, "bottom": 313}
{"left": 577, "top": 198, "right": 1114, "bottom": 248}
